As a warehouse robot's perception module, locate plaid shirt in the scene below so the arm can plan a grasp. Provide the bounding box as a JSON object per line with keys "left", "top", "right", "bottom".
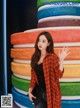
{"left": 29, "top": 52, "right": 64, "bottom": 108}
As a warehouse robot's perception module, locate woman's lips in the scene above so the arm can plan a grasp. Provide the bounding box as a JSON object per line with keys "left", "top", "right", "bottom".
{"left": 39, "top": 46, "right": 42, "bottom": 48}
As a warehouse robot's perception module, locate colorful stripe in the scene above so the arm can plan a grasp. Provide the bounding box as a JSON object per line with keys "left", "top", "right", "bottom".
{"left": 12, "top": 75, "right": 30, "bottom": 91}
{"left": 12, "top": 76, "right": 80, "bottom": 95}
{"left": 12, "top": 87, "right": 33, "bottom": 108}
{"left": 11, "top": 63, "right": 80, "bottom": 78}
{"left": 13, "top": 73, "right": 80, "bottom": 82}
{"left": 38, "top": 16, "right": 80, "bottom": 27}
{"left": 11, "top": 27, "right": 80, "bottom": 44}
{"left": 61, "top": 82, "right": 80, "bottom": 96}
{"left": 11, "top": 62, "right": 31, "bottom": 76}
{"left": 38, "top": 5, "right": 80, "bottom": 20}
{"left": 11, "top": 47, "right": 80, "bottom": 60}
{"left": 37, "top": 0, "right": 80, "bottom": 8}
{"left": 12, "top": 87, "right": 80, "bottom": 108}
{"left": 44, "top": 2, "right": 80, "bottom": 6}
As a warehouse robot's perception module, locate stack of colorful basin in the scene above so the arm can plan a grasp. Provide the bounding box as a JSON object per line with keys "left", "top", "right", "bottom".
{"left": 11, "top": 0, "right": 80, "bottom": 108}
{"left": 37, "top": 0, "right": 80, "bottom": 108}
{"left": 11, "top": 27, "right": 80, "bottom": 108}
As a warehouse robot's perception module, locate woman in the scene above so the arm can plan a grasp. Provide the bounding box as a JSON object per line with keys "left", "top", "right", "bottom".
{"left": 28, "top": 31, "right": 69, "bottom": 108}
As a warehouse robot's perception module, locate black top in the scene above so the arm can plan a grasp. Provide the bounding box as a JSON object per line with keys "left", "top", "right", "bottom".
{"left": 34, "top": 63, "right": 46, "bottom": 91}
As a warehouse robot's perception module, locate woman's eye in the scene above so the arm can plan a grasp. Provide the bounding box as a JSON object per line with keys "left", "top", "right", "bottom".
{"left": 43, "top": 40, "right": 46, "bottom": 43}
{"left": 38, "top": 39, "right": 46, "bottom": 43}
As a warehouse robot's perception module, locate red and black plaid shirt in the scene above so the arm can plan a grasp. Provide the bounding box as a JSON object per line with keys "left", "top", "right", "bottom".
{"left": 29, "top": 52, "right": 64, "bottom": 108}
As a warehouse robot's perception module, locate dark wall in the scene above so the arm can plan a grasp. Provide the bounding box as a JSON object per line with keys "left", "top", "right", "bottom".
{"left": 7, "top": 0, "right": 37, "bottom": 93}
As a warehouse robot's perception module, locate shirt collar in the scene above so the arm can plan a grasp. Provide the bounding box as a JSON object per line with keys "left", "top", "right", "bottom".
{"left": 44, "top": 52, "right": 51, "bottom": 59}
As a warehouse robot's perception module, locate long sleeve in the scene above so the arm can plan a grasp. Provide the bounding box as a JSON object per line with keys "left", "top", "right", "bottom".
{"left": 29, "top": 68, "right": 38, "bottom": 89}
{"left": 51, "top": 54, "right": 64, "bottom": 79}
{"left": 52, "top": 54, "right": 64, "bottom": 79}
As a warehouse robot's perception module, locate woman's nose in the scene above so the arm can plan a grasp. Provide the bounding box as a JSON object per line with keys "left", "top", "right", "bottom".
{"left": 39, "top": 42, "right": 42, "bottom": 45}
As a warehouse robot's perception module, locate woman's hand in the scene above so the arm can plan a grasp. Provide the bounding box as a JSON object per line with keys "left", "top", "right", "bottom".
{"left": 28, "top": 91, "right": 36, "bottom": 102}
{"left": 59, "top": 47, "right": 70, "bottom": 62}
{"left": 58, "top": 47, "right": 70, "bottom": 71}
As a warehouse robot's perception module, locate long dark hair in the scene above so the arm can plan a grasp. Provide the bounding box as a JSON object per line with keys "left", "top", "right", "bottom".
{"left": 31, "top": 31, "right": 54, "bottom": 68}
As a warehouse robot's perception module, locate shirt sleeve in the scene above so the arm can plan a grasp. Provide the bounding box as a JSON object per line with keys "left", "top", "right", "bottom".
{"left": 29, "top": 68, "right": 37, "bottom": 89}
{"left": 53, "top": 54, "right": 64, "bottom": 79}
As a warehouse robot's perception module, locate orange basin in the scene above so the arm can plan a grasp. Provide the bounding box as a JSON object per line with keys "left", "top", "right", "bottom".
{"left": 11, "top": 46, "right": 80, "bottom": 60}
{"left": 11, "top": 28, "right": 80, "bottom": 44}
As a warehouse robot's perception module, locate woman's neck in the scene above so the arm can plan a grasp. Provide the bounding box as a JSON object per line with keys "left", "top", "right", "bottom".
{"left": 41, "top": 50, "right": 46, "bottom": 56}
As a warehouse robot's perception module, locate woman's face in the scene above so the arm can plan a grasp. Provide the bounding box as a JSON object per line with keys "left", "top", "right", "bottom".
{"left": 38, "top": 35, "right": 49, "bottom": 51}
